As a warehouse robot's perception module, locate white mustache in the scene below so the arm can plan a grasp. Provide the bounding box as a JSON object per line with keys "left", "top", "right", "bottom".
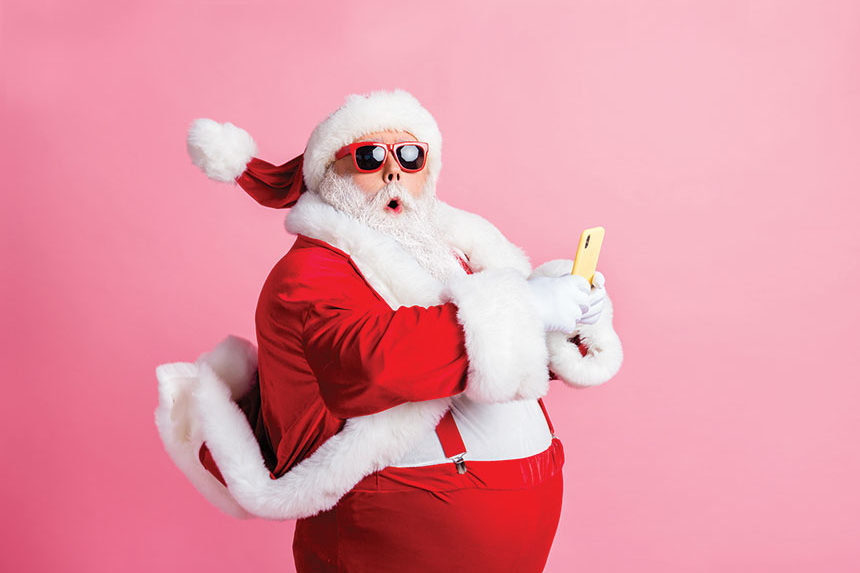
{"left": 367, "top": 182, "right": 416, "bottom": 211}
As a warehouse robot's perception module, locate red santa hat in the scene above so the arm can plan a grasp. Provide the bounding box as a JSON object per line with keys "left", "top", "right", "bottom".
{"left": 186, "top": 89, "right": 443, "bottom": 208}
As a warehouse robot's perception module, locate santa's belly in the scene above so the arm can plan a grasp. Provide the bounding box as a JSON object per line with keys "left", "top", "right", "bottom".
{"left": 389, "top": 396, "right": 553, "bottom": 467}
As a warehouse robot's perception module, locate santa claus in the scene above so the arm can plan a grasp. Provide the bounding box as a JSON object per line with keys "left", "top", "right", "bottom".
{"left": 155, "top": 89, "right": 623, "bottom": 572}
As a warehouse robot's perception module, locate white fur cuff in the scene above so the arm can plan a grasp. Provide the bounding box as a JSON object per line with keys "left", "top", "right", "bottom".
{"left": 442, "top": 269, "right": 550, "bottom": 402}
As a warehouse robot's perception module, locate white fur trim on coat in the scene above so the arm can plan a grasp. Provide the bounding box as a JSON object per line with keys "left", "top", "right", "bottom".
{"left": 154, "top": 339, "right": 253, "bottom": 519}
{"left": 157, "top": 335, "right": 452, "bottom": 520}
{"left": 434, "top": 202, "right": 532, "bottom": 276}
{"left": 187, "top": 118, "right": 257, "bottom": 182}
{"left": 197, "top": 355, "right": 451, "bottom": 520}
{"left": 531, "top": 259, "right": 623, "bottom": 387}
{"left": 303, "top": 90, "right": 443, "bottom": 192}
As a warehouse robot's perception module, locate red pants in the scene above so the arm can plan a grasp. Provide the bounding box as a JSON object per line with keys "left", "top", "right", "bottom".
{"left": 293, "top": 437, "right": 565, "bottom": 573}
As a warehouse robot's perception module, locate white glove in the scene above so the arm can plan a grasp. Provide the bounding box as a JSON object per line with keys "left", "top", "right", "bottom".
{"left": 579, "top": 271, "right": 607, "bottom": 325}
{"left": 527, "top": 274, "right": 591, "bottom": 333}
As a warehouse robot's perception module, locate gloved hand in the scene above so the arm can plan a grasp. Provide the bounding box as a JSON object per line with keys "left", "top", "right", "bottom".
{"left": 527, "top": 274, "right": 591, "bottom": 333}
{"left": 579, "top": 271, "right": 606, "bottom": 325}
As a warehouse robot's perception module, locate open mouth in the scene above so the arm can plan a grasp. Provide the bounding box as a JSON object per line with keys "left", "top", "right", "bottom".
{"left": 385, "top": 197, "right": 403, "bottom": 214}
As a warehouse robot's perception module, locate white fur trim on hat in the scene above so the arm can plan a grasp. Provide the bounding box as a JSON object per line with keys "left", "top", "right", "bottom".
{"left": 302, "top": 90, "right": 443, "bottom": 192}
{"left": 187, "top": 118, "right": 257, "bottom": 182}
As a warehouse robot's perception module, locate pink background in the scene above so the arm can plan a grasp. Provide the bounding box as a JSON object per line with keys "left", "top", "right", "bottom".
{"left": 2, "top": 1, "right": 859, "bottom": 571}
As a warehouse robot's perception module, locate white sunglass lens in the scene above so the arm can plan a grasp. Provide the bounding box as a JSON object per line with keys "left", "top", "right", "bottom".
{"left": 399, "top": 145, "right": 420, "bottom": 162}
{"left": 372, "top": 147, "right": 386, "bottom": 162}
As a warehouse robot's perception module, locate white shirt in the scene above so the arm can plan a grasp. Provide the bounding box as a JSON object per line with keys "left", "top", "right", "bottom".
{"left": 389, "top": 395, "right": 553, "bottom": 467}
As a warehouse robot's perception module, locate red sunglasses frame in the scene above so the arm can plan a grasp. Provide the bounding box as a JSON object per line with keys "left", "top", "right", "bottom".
{"left": 334, "top": 141, "right": 429, "bottom": 173}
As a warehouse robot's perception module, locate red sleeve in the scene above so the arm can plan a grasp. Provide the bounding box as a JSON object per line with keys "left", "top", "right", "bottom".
{"left": 302, "top": 289, "right": 469, "bottom": 419}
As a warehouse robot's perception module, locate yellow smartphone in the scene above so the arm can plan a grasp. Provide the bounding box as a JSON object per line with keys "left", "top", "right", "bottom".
{"left": 571, "top": 226, "right": 605, "bottom": 285}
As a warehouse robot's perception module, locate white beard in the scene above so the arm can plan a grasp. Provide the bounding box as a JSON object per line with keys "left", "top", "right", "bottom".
{"left": 316, "top": 169, "right": 466, "bottom": 283}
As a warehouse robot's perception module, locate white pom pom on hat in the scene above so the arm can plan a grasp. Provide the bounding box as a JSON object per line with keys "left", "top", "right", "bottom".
{"left": 187, "top": 118, "right": 257, "bottom": 182}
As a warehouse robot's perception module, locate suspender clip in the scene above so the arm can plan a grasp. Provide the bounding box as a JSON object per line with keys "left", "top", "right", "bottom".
{"left": 452, "top": 454, "right": 468, "bottom": 474}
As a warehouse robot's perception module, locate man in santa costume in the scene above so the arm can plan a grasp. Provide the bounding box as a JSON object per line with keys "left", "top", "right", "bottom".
{"left": 155, "top": 89, "right": 623, "bottom": 572}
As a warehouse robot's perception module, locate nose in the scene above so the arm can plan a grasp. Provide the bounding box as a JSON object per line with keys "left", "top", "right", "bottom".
{"left": 381, "top": 149, "right": 401, "bottom": 183}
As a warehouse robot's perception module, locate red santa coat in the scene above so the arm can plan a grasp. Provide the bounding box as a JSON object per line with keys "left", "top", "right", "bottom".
{"left": 154, "top": 190, "right": 623, "bottom": 522}
{"left": 260, "top": 233, "right": 474, "bottom": 474}
{"left": 199, "top": 232, "right": 473, "bottom": 482}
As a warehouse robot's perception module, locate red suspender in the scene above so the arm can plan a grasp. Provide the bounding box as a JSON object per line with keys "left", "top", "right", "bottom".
{"left": 436, "top": 409, "right": 467, "bottom": 458}
{"left": 537, "top": 397, "right": 556, "bottom": 436}
{"left": 435, "top": 409, "right": 468, "bottom": 474}
{"left": 434, "top": 399, "right": 557, "bottom": 474}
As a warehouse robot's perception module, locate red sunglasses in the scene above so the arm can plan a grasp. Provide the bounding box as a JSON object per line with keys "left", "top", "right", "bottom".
{"left": 334, "top": 141, "right": 429, "bottom": 173}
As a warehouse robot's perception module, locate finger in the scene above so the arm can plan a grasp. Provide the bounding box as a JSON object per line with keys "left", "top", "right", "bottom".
{"left": 568, "top": 274, "right": 591, "bottom": 294}
{"left": 581, "top": 306, "right": 603, "bottom": 320}
{"left": 580, "top": 312, "right": 602, "bottom": 324}
{"left": 585, "top": 303, "right": 603, "bottom": 314}
{"left": 571, "top": 290, "right": 591, "bottom": 306}
{"left": 567, "top": 303, "right": 584, "bottom": 321}
{"left": 582, "top": 301, "right": 604, "bottom": 316}
{"left": 588, "top": 291, "right": 606, "bottom": 305}
{"left": 592, "top": 271, "right": 605, "bottom": 289}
